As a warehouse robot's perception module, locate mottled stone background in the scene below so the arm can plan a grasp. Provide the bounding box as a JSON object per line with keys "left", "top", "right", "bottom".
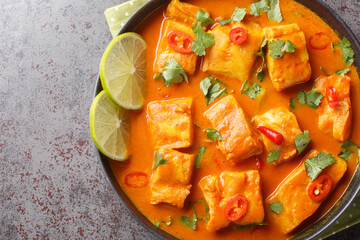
{"left": 0, "top": 0, "right": 359, "bottom": 239}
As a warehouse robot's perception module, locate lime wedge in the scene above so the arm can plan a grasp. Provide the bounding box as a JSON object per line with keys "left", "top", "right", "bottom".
{"left": 89, "top": 91, "right": 130, "bottom": 161}
{"left": 100, "top": 32, "right": 146, "bottom": 109}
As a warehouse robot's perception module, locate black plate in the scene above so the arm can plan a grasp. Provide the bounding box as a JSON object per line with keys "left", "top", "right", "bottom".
{"left": 94, "top": 1, "right": 360, "bottom": 239}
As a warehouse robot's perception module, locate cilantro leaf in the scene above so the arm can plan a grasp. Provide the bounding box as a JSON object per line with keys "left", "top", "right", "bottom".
{"left": 195, "top": 146, "right": 206, "bottom": 169}
{"left": 338, "top": 149, "right": 353, "bottom": 161}
{"left": 154, "top": 221, "right": 160, "bottom": 227}
{"left": 289, "top": 97, "right": 296, "bottom": 110}
{"left": 250, "top": 0, "right": 270, "bottom": 16}
{"left": 340, "top": 139, "right": 360, "bottom": 163}
{"left": 161, "top": 216, "right": 172, "bottom": 226}
{"left": 269, "top": 201, "right": 283, "bottom": 214}
{"left": 294, "top": 130, "right": 311, "bottom": 155}
{"left": 336, "top": 68, "right": 350, "bottom": 77}
{"left": 181, "top": 205, "right": 198, "bottom": 230}
{"left": 267, "top": 0, "right": 283, "bottom": 23}
{"left": 320, "top": 66, "right": 330, "bottom": 76}
{"left": 268, "top": 39, "right": 285, "bottom": 59}
{"left": 253, "top": 37, "right": 268, "bottom": 81}
{"left": 241, "top": 81, "right": 263, "bottom": 99}
{"left": 153, "top": 151, "right": 169, "bottom": 170}
{"left": 196, "top": 9, "right": 213, "bottom": 28}
{"left": 267, "top": 150, "right": 280, "bottom": 163}
{"left": 206, "top": 128, "right": 223, "bottom": 142}
{"left": 154, "top": 58, "right": 188, "bottom": 86}
{"left": 236, "top": 223, "right": 268, "bottom": 229}
{"left": 200, "top": 75, "right": 227, "bottom": 105}
{"left": 219, "top": 18, "right": 232, "bottom": 26}
{"left": 297, "top": 90, "right": 323, "bottom": 109}
{"left": 334, "top": 37, "right": 354, "bottom": 66}
{"left": 232, "top": 7, "right": 247, "bottom": 22}
{"left": 192, "top": 199, "right": 210, "bottom": 222}
{"left": 191, "top": 13, "right": 215, "bottom": 56}
{"left": 283, "top": 40, "right": 297, "bottom": 53}
{"left": 304, "top": 152, "right": 336, "bottom": 181}
{"left": 194, "top": 122, "right": 202, "bottom": 129}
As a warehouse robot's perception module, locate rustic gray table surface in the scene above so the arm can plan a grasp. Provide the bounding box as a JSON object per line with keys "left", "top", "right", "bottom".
{"left": 0, "top": 0, "right": 359, "bottom": 239}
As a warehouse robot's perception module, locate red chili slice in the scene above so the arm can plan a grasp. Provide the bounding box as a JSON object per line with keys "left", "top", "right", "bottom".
{"left": 257, "top": 126, "right": 284, "bottom": 145}
{"left": 125, "top": 172, "right": 149, "bottom": 188}
{"left": 167, "top": 30, "right": 194, "bottom": 53}
{"left": 307, "top": 174, "right": 332, "bottom": 202}
{"left": 229, "top": 27, "right": 248, "bottom": 44}
{"left": 326, "top": 86, "right": 338, "bottom": 108}
{"left": 255, "top": 157, "right": 264, "bottom": 171}
{"left": 224, "top": 195, "right": 248, "bottom": 221}
{"left": 309, "top": 32, "right": 330, "bottom": 50}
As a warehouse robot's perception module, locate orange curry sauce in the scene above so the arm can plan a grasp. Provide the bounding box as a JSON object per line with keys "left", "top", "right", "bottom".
{"left": 110, "top": 0, "right": 360, "bottom": 239}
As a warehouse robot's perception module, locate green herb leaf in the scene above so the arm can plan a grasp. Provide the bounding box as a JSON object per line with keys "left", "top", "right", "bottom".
{"left": 153, "top": 151, "right": 169, "bottom": 170}
{"left": 267, "top": 150, "right": 280, "bottom": 164}
{"left": 283, "top": 40, "right": 297, "bottom": 53}
{"left": 154, "top": 221, "right": 160, "bottom": 227}
{"left": 340, "top": 139, "right": 360, "bottom": 163}
{"left": 267, "top": 0, "right": 283, "bottom": 23}
{"left": 232, "top": 7, "right": 247, "bottom": 22}
{"left": 253, "top": 37, "right": 268, "bottom": 81}
{"left": 161, "top": 216, "right": 172, "bottom": 226}
{"left": 195, "top": 146, "right": 206, "bottom": 169}
{"left": 334, "top": 37, "right": 354, "bottom": 66}
{"left": 295, "top": 12, "right": 304, "bottom": 17}
{"left": 219, "top": 18, "right": 232, "bottom": 26}
{"left": 193, "top": 122, "right": 202, "bottom": 129}
{"left": 289, "top": 97, "right": 296, "bottom": 110}
{"left": 268, "top": 39, "right": 285, "bottom": 59}
{"left": 296, "top": 90, "right": 323, "bottom": 109}
{"left": 236, "top": 223, "right": 268, "bottom": 229}
{"left": 320, "top": 66, "right": 330, "bottom": 76}
{"left": 155, "top": 58, "right": 188, "bottom": 86}
{"left": 241, "top": 81, "right": 263, "bottom": 99}
{"left": 196, "top": 9, "right": 213, "bottom": 28}
{"left": 336, "top": 68, "right": 350, "bottom": 77}
{"left": 250, "top": 0, "right": 270, "bottom": 16}
{"left": 294, "top": 130, "right": 311, "bottom": 155}
{"left": 206, "top": 128, "right": 223, "bottom": 142}
{"left": 338, "top": 149, "right": 353, "bottom": 161}
{"left": 269, "top": 201, "right": 283, "bottom": 214}
{"left": 191, "top": 18, "right": 215, "bottom": 56}
{"left": 181, "top": 216, "right": 197, "bottom": 230}
{"left": 200, "top": 75, "right": 227, "bottom": 105}
{"left": 304, "top": 152, "right": 336, "bottom": 181}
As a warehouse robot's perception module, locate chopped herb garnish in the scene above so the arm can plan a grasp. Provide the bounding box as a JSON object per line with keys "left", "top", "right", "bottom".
{"left": 155, "top": 58, "right": 188, "bottom": 86}
{"left": 294, "top": 130, "right": 311, "bottom": 155}
{"left": 191, "top": 11, "right": 215, "bottom": 56}
{"left": 334, "top": 37, "right": 354, "bottom": 66}
{"left": 268, "top": 39, "right": 297, "bottom": 59}
{"left": 196, "top": 9, "right": 213, "bottom": 28}
{"left": 241, "top": 80, "right": 263, "bottom": 99}
{"left": 219, "top": 7, "right": 247, "bottom": 25}
{"left": 338, "top": 149, "right": 353, "bottom": 161}
{"left": 336, "top": 68, "right": 350, "bottom": 77}
{"left": 269, "top": 201, "right": 283, "bottom": 214}
{"left": 236, "top": 223, "right": 268, "bottom": 229}
{"left": 320, "top": 66, "right": 330, "bottom": 76}
{"left": 296, "top": 90, "right": 323, "bottom": 109}
{"left": 153, "top": 151, "right": 169, "bottom": 170}
{"left": 192, "top": 199, "right": 210, "bottom": 222}
{"left": 267, "top": 150, "right": 280, "bottom": 163}
{"left": 205, "top": 128, "right": 223, "bottom": 142}
{"left": 267, "top": 0, "right": 283, "bottom": 23}
{"left": 304, "top": 152, "right": 336, "bottom": 181}
{"left": 340, "top": 139, "right": 360, "bottom": 163}
{"left": 253, "top": 37, "right": 268, "bottom": 81}
{"left": 250, "top": 0, "right": 270, "bottom": 16}
{"left": 193, "top": 122, "right": 202, "bottom": 129}
{"left": 200, "top": 75, "right": 227, "bottom": 105}
{"left": 181, "top": 205, "right": 198, "bottom": 230}
{"left": 295, "top": 12, "right": 304, "bottom": 17}
{"left": 289, "top": 97, "right": 296, "bottom": 110}
{"left": 195, "top": 146, "right": 207, "bottom": 169}
{"left": 162, "top": 216, "right": 172, "bottom": 226}
{"left": 154, "top": 221, "right": 160, "bottom": 227}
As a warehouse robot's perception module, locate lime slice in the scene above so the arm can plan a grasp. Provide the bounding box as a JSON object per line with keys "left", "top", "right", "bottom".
{"left": 89, "top": 91, "right": 130, "bottom": 161}
{"left": 100, "top": 32, "right": 146, "bottom": 109}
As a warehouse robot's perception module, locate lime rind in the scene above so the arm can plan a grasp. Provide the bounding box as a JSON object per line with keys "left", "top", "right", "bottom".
{"left": 89, "top": 91, "right": 130, "bottom": 161}
{"left": 100, "top": 32, "right": 146, "bottom": 110}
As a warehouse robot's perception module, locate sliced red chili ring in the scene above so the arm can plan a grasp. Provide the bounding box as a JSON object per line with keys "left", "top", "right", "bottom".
{"left": 167, "top": 30, "right": 194, "bottom": 53}
{"left": 257, "top": 126, "right": 284, "bottom": 145}
{"left": 307, "top": 174, "right": 332, "bottom": 202}
{"left": 224, "top": 195, "right": 248, "bottom": 221}
{"left": 309, "top": 32, "right": 330, "bottom": 50}
{"left": 125, "top": 172, "right": 149, "bottom": 188}
{"left": 326, "top": 86, "right": 338, "bottom": 108}
{"left": 255, "top": 157, "right": 264, "bottom": 171}
{"left": 229, "top": 27, "right": 248, "bottom": 45}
